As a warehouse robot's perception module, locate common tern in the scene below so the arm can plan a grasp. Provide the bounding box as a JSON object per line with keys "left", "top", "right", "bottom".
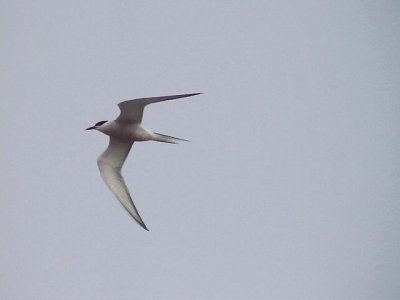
{"left": 86, "top": 93, "right": 201, "bottom": 230}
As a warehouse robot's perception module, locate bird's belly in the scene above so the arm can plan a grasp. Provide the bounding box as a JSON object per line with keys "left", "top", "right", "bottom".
{"left": 131, "top": 132, "right": 152, "bottom": 141}
{"left": 105, "top": 122, "right": 152, "bottom": 141}
{"left": 127, "top": 125, "right": 153, "bottom": 141}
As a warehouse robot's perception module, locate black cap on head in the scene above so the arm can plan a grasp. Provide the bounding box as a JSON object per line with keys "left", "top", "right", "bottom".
{"left": 86, "top": 120, "right": 107, "bottom": 130}
{"left": 95, "top": 120, "right": 108, "bottom": 126}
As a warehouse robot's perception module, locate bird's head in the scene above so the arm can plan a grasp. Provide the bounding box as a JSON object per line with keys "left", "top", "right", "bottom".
{"left": 86, "top": 120, "right": 108, "bottom": 131}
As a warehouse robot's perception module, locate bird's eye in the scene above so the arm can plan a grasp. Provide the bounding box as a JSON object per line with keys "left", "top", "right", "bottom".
{"left": 95, "top": 120, "right": 107, "bottom": 126}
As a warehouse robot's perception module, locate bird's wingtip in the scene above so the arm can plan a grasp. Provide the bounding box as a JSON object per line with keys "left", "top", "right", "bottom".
{"left": 186, "top": 92, "right": 202, "bottom": 97}
{"left": 139, "top": 222, "right": 149, "bottom": 231}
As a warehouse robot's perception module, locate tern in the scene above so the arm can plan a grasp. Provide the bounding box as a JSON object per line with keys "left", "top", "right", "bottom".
{"left": 86, "top": 93, "right": 201, "bottom": 231}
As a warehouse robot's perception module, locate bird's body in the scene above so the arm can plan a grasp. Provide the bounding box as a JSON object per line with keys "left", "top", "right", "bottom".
{"left": 86, "top": 93, "right": 201, "bottom": 230}
{"left": 96, "top": 121, "right": 154, "bottom": 141}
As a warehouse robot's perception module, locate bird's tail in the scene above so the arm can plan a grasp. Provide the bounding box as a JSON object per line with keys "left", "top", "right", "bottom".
{"left": 151, "top": 132, "right": 190, "bottom": 144}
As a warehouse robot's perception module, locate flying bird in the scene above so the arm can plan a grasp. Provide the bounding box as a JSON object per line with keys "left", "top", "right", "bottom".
{"left": 86, "top": 93, "right": 201, "bottom": 230}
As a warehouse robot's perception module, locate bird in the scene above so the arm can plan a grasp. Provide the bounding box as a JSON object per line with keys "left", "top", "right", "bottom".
{"left": 86, "top": 93, "right": 201, "bottom": 231}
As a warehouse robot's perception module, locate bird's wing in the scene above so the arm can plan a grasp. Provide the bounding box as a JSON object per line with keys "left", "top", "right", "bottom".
{"left": 97, "top": 137, "right": 148, "bottom": 230}
{"left": 116, "top": 93, "right": 201, "bottom": 123}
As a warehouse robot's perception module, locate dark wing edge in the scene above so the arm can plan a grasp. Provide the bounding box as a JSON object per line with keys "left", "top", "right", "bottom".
{"left": 116, "top": 93, "right": 202, "bottom": 123}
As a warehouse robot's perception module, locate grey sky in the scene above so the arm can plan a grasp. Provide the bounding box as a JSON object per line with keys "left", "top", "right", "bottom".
{"left": 2, "top": 1, "right": 400, "bottom": 299}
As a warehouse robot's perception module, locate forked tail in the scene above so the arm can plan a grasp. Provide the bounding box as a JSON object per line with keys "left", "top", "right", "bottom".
{"left": 151, "top": 132, "right": 190, "bottom": 144}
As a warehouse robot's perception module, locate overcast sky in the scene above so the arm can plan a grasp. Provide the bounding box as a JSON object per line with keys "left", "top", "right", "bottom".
{"left": 2, "top": 1, "right": 400, "bottom": 299}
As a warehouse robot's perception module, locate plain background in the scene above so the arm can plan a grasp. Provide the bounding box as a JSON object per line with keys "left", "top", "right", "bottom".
{"left": 1, "top": 1, "right": 400, "bottom": 299}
